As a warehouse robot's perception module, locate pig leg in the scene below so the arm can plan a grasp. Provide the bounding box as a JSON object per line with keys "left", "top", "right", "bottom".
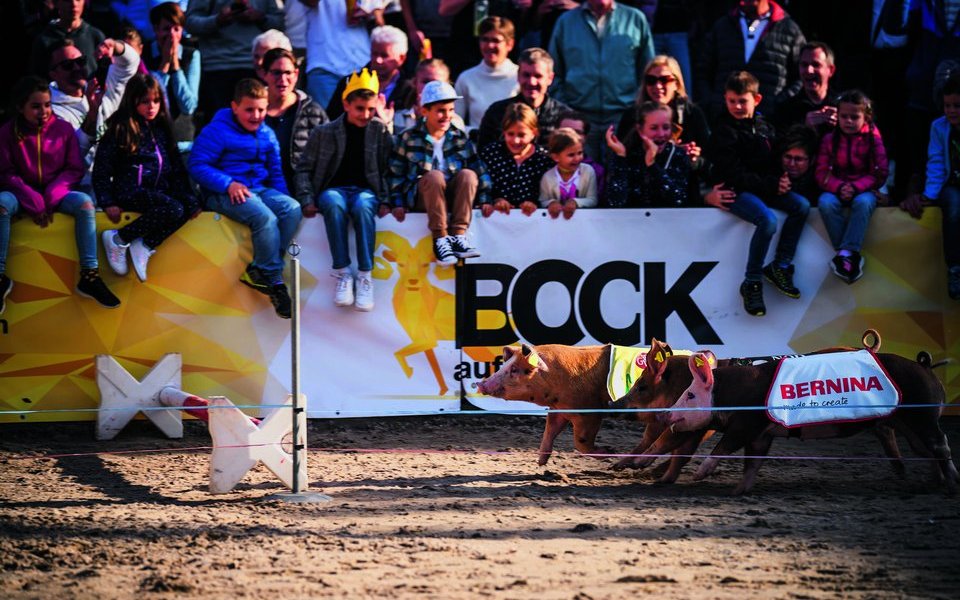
{"left": 899, "top": 419, "right": 959, "bottom": 493}
{"left": 611, "top": 422, "right": 666, "bottom": 471}
{"left": 873, "top": 423, "right": 906, "bottom": 479}
{"left": 733, "top": 433, "right": 774, "bottom": 495}
{"left": 570, "top": 414, "right": 608, "bottom": 460}
{"left": 694, "top": 430, "right": 749, "bottom": 481}
{"left": 620, "top": 429, "right": 691, "bottom": 470}
{"left": 658, "top": 431, "right": 714, "bottom": 484}
{"left": 538, "top": 412, "right": 569, "bottom": 466}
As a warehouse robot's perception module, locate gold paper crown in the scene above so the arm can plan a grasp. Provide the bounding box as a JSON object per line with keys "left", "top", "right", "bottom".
{"left": 342, "top": 68, "right": 379, "bottom": 101}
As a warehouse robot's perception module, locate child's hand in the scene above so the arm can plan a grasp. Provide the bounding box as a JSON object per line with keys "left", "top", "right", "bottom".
{"left": 605, "top": 125, "right": 627, "bottom": 158}
{"left": 376, "top": 94, "right": 395, "bottom": 126}
{"left": 227, "top": 181, "right": 251, "bottom": 204}
{"left": 481, "top": 203, "right": 495, "bottom": 218}
{"left": 104, "top": 206, "right": 122, "bottom": 223}
{"left": 778, "top": 173, "right": 792, "bottom": 195}
{"left": 680, "top": 141, "right": 701, "bottom": 160}
{"left": 900, "top": 193, "right": 927, "bottom": 219}
{"left": 547, "top": 201, "right": 562, "bottom": 219}
{"left": 562, "top": 199, "right": 577, "bottom": 219}
{"left": 494, "top": 198, "right": 511, "bottom": 214}
{"left": 839, "top": 183, "right": 855, "bottom": 201}
{"left": 391, "top": 206, "right": 406, "bottom": 222}
{"left": 520, "top": 201, "right": 537, "bottom": 216}
{"left": 639, "top": 134, "right": 658, "bottom": 166}
{"left": 303, "top": 204, "right": 320, "bottom": 218}
{"left": 33, "top": 212, "right": 51, "bottom": 228}
{"left": 704, "top": 183, "right": 736, "bottom": 211}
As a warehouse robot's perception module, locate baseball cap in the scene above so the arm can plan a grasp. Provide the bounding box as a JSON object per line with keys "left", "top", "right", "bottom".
{"left": 420, "top": 81, "right": 461, "bottom": 107}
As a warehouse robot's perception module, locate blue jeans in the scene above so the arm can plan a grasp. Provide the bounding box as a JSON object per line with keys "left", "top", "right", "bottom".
{"left": 729, "top": 191, "right": 811, "bottom": 282}
{"left": 653, "top": 32, "right": 693, "bottom": 102}
{"left": 938, "top": 185, "right": 960, "bottom": 267}
{"left": 0, "top": 190, "right": 98, "bottom": 272}
{"left": 316, "top": 186, "right": 378, "bottom": 272}
{"left": 306, "top": 68, "right": 344, "bottom": 112}
{"left": 206, "top": 187, "right": 302, "bottom": 281}
{"left": 818, "top": 191, "right": 877, "bottom": 253}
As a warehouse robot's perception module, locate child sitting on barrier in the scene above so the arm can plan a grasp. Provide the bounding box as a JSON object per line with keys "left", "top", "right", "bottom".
{"left": 902, "top": 75, "right": 960, "bottom": 300}
{"left": 538, "top": 127, "right": 597, "bottom": 219}
{"left": 94, "top": 74, "right": 200, "bottom": 283}
{"left": 189, "top": 78, "right": 302, "bottom": 319}
{"left": 0, "top": 76, "right": 120, "bottom": 313}
{"left": 557, "top": 113, "right": 605, "bottom": 203}
{"left": 479, "top": 103, "right": 555, "bottom": 218}
{"left": 388, "top": 80, "right": 490, "bottom": 266}
{"left": 604, "top": 102, "right": 695, "bottom": 208}
{"left": 295, "top": 68, "right": 393, "bottom": 312}
{"left": 815, "top": 90, "right": 889, "bottom": 285}
{"left": 706, "top": 71, "right": 810, "bottom": 317}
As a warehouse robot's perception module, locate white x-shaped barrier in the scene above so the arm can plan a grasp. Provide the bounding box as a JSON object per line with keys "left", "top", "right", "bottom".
{"left": 95, "top": 354, "right": 306, "bottom": 494}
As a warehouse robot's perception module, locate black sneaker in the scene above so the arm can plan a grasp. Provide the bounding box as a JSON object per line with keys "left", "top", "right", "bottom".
{"left": 949, "top": 267, "right": 960, "bottom": 300}
{"left": 830, "top": 254, "right": 852, "bottom": 283}
{"left": 239, "top": 264, "right": 272, "bottom": 293}
{"left": 740, "top": 280, "right": 766, "bottom": 316}
{"left": 763, "top": 263, "right": 800, "bottom": 298}
{"left": 268, "top": 284, "right": 292, "bottom": 319}
{"left": 448, "top": 234, "right": 480, "bottom": 259}
{"left": 0, "top": 274, "right": 12, "bottom": 314}
{"left": 847, "top": 252, "right": 864, "bottom": 284}
{"left": 433, "top": 236, "right": 458, "bottom": 266}
{"left": 76, "top": 269, "right": 120, "bottom": 308}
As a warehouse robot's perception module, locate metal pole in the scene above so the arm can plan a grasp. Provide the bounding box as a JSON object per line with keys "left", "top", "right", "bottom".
{"left": 290, "top": 242, "right": 303, "bottom": 493}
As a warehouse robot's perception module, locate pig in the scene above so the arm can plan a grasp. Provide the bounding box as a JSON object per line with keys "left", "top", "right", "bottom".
{"left": 665, "top": 350, "right": 957, "bottom": 495}
{"left": 607, "top": 339, "right": 723, "bottom": 481}
{"left": 475, "top": 344, "right": 618, "bottom": 466}
{"left": 610, "top": 332, "right": 904, "bottom": 482}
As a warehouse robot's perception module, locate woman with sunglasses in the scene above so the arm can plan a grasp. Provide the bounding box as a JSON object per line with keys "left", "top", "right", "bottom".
{"left": 614, "top": 55, "right": 710, "bottom": 167}
{"left": 261, "top": 47, "right": 328, "bottom": 192}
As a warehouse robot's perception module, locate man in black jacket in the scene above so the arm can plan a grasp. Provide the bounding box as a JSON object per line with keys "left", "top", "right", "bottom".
{"left": 695, "top": 0, "right": 806, "bottom": 122}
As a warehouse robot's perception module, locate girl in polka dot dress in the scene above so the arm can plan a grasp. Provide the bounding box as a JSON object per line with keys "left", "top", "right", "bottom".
{"left": 479, "top": 103, "right": 555, "bottom": 218}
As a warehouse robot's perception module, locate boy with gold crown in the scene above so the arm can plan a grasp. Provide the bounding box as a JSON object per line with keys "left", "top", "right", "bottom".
{"left": 295, "top": 68, "right": 394, "bottom": 311}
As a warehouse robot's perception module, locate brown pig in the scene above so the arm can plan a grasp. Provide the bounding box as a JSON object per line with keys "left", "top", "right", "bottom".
{"left": 475, "top": 344, "right": 616, "bottom": 465}
{"left": 665, "top": 351, "right": 957, "bottom": 495}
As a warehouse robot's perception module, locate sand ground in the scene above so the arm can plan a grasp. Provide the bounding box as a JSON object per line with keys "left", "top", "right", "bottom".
{"left": 1, "top": 415, "right": 958, "bottom": 599}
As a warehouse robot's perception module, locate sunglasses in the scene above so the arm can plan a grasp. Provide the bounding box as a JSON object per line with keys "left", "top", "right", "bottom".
{"left": 644, "top": 74, "right": 676, "bottom": 86}
{"left": 54, "top": 56, "right": 86, "bottom": 72}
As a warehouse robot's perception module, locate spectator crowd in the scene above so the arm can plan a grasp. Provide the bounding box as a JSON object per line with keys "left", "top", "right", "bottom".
{"left": 1, "top": 0, "right": 958, "bottom": 322}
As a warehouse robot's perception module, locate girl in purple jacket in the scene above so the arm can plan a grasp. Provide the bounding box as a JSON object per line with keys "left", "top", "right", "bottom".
{"left": 815, "top": 90, "right": 890, "bottom": 285}
{"left": 0, "top": 77, "right": 119, "bottom": 314}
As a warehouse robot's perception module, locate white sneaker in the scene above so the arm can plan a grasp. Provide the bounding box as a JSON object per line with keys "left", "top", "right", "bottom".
{"left": 101, "top": 230, "right": 129, "bottom": 276}
{"left": 129, "top": 239, "right": 155, "bottom": 282}
{"left": 433, "top": 236, "right": 458, "bottom": 266}
{"left": 354, "top": 274, "right": 374, "bottom": 311}
{"left": 333, "top": 270, "right": 354, "bottom": 307}
{"left": 449, "top": 234, "right": 480, "bottom": 258}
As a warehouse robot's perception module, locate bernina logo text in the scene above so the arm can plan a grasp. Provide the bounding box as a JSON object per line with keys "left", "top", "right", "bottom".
{"left": 780, "top": 376, "right": 884, "bottom": 399}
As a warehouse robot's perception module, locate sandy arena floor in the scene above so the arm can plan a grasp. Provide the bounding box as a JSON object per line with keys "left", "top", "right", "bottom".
{"left": 1, "top": 415, "right": 958, "bottom": 599}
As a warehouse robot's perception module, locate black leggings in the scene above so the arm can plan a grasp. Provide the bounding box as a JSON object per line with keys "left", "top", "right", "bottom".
{"left": 116, "top": 189, "right": 195, "bottom": 249}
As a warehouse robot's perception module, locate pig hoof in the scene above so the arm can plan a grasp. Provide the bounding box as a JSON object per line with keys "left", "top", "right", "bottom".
{"left": 537, "top": 455, "right": 551, "bottom": 466}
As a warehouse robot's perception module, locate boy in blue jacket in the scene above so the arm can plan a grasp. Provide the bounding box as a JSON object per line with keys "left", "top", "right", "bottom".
{"left": 189, "top": 79, "right": 302, "bottom": 318}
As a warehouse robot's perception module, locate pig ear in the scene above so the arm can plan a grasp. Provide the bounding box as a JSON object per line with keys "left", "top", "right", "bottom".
{"left": 525, "top": 348, "right": 549, "bottom": 373}
{"left": 689, "top": 353, "right": 714, "bottom": 386}
{"left": 502, "top": 346, "right": 519, "bottom": 362}
{"left": 699, "top": 350, "right": 718, "bottom": 369}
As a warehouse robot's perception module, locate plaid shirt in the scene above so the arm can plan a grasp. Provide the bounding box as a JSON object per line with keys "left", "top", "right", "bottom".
{"left": 387, "top": 122, "right": 491, "bottom": 208}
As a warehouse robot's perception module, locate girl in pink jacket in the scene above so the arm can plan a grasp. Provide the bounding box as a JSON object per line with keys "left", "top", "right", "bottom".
{"left": 0, "top": 76, "right": 119, "bottom": 313}
{"left": 815, "top": 90, "right": 889, "bottom": 285}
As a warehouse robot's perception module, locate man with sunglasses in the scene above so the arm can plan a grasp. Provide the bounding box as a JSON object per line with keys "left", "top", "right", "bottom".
{"left": 48, "top": 37, "right": 140, "bottom": 168}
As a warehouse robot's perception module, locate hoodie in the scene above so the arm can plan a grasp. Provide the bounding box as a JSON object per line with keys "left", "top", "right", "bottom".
{"left": 0, "top": 115, "right": 84, "bottom": 216}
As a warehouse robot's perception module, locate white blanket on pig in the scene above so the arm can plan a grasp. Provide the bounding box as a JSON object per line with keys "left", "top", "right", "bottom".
{"left": 605, "top": 345, "right": 692, "bottom": 402}
{"left": 766, "top": 350, "right": 901, "bottom": 428}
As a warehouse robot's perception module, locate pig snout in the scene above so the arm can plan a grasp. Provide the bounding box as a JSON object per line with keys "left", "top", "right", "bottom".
{"left": 476, "top": 374, "right": 504, "bottom": 397}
